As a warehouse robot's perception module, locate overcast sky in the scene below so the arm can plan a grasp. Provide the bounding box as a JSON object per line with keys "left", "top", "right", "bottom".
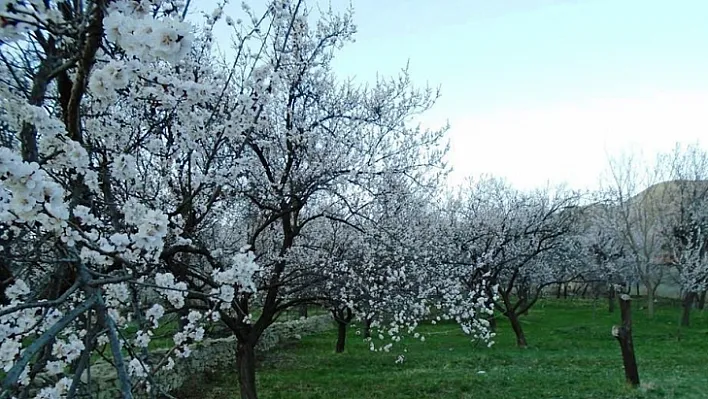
{"left": 211, "top": 0, "right": 708, "bottom": 192}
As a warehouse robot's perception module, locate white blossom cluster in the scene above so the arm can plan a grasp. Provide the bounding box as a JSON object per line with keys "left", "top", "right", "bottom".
{"left": 154, "top": 273, "right": 189, "bottom": 309}
{"left": 0, "top": 279, "right": 89, "bottom": 391}
{"left": 0, "top": 0, "right": 243, "bottom": 395}
{"left": 0, "top": 0, "right": 67, "bottom": 42}
{"left": 104, "top": 2, "right": 193, "bottom": 63}
{"left": 211, "top": 251, "right": 261, "bottom": 309}
{"left": 308, "top": 179, "right": 499, "bottom": 358}
{"left": 0, "top": 148, "right": 69, "bottom": 230}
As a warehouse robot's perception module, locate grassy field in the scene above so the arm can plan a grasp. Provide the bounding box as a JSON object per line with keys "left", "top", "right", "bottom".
{"left": 184, "top": 298, "right": 708, "bottom": 399}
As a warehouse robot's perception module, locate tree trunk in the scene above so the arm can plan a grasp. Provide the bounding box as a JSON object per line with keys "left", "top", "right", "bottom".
{"left": 237, "top": 342, "right": 258, "bottom": 399}
{"left": 507, "top": 312, "right": 528, "bottom": 348}
{"left": 612, "top": 294, "right": 640, "bottom": 388}
{"left": 332, "top": 307, "right": 352, "bottom": 353}
{"left": 581, "top": 283, "right": 589, "bottom": 299}
{"left": 519, "top": 286, "right": 530, "bottom": 315}
{"left": 698, "top": 290, "right": 707, "bottom": 310}
{"left": 0, "top": 261, "right": 13, "bottom": 305}
{"left": 520, "top": 301, "right": 529, "bottom": 316}
{"left": 335, "top": 320, "right": 347, "bottom": 353}
{"left": 298, "top": 305, "right": 308, "bottom": 318}
{"left": 593, "top": 283, "right": 601, "bottom": 300}
{"left": 563, "top": 283, "right": 568, "bottom": 299}
{"left": 645, "top": 285, "right": 655, "bottom": 318}
{"left": 681, "top": 292, "right": 696, "bottom": 327}
{"left": 556, "top": 283, "right": 562, "bottom": 299}
{"left": 608, "top": 287, "right": 616, "bottom": 313}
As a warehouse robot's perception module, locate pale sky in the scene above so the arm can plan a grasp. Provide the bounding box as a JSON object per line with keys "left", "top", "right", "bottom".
{"left": 210, "top": 0, "right": 708, "bottom": 192}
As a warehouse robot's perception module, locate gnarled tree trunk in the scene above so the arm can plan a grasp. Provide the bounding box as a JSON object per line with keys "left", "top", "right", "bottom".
{"left": 681, "top": 292, "right": 696, "bottom": 327}
{"left": 332, "top": 307, "right": 353, "bottom": 353}
{"left": 507, "top": 312, "right": 528, "bottom": 348}
{"left": 697, "top": 290, "right": 707, "bottom": 310}
{"left": 237, "top": 341, "right": 258, "bottom": 399}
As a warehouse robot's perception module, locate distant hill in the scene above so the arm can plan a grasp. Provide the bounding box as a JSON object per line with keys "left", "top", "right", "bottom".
{"left": 572, "top": 180, "right": 708, "bottom": 298}
{"left": 628, "top": 179, "right": 708, "bottom": 212}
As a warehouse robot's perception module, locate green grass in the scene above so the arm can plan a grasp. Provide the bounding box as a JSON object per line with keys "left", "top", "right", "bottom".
{"left": 184, "top": 298, "right": 708, "bottom": 399}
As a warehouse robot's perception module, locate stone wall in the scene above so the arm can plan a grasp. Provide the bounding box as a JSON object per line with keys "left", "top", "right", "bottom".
{"left": 84, "top": 315, "right": 333, "bottom": 398}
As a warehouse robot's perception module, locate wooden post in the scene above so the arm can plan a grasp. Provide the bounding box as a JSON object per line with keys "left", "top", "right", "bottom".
{"left": 612, "top": 294, "right": 640, "bottom": 387}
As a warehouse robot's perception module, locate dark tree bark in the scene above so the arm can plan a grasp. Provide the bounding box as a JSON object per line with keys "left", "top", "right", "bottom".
{"left": 518, "top": 285, "right": 530, "bottom": 315}
{"left": 0, "top": 261, "right": 13, "bottom": 305}
{"left": 563, "top": 283, "right": 569, "bottom": 299}
{"left": 698, "top": 290, "right": 707, "bottom": 310}
{"left": 507, "top": 312, "right": 528, "bottom": 348}
{"left": 612, "top": 294, "right": 640, "bottom": 388}
{"left": 332, "top": 307, "right": 353, "bottom": 353}
{"left": 497, "top": 277, "right": 553, "bottom": 348}
{"left": 556, "top": 283, "right": 562, "bottom": 299}
{"left": 298, "top": 304, "right": 308, "bottom": 318}
{"left": 177, "top": 307, "right": 189, "bottom": 330}
{"left": 335, "top": 320, "right": 347, "bottom": 353}
{"left": 608, "top": 286, "right": 616, "bottom": 313}
{"left": 581, "top": 283, "right": 589, "bottom": 299}
{"left": 593, "top": 283, "right": 601, "bottom": 300}
{"left": 237, "top": 341, "right": 258, "bottom": 399}
{"left": 681, "top": 292, "right": 697, "bottom": 327}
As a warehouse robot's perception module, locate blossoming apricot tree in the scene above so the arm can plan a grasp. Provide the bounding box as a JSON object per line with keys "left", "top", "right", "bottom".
{"left": 0, "top": 1, "right": 492, "bottom": 399}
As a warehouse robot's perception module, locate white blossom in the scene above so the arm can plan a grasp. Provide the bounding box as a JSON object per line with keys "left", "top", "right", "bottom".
{"left": 5, "top": 279, "right": 30, "bottom": 300}
{"left": 128, "top": 358, "right": 148, "bottom": 378}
